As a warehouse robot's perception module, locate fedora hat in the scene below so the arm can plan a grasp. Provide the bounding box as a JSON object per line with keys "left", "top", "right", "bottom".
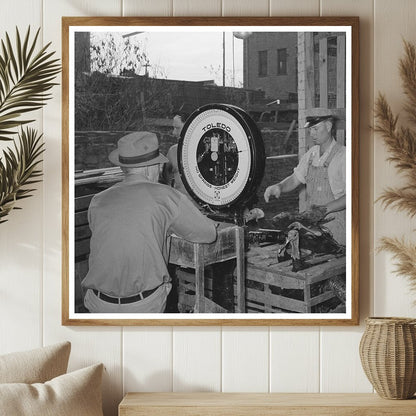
{"left": 109, "top": 132, "right": 168, "bottom": 167}
{"left": 303, "top": 115, "right": 336, "bottom": 128}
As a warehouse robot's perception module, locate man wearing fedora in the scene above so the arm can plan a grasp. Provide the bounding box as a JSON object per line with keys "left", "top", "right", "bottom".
{"left": 264, "top": 115, "right": 346, "bottom": 245}
{"left": 82, "top": 131, "right": 217, "bottom": 313}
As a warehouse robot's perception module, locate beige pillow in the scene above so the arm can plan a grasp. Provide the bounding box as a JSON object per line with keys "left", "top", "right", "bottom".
{"left": 0, "top": 341, "right": 71, "bottom": 384}
{"left": 0, "top": 363, "right": 104, "bottom": 416}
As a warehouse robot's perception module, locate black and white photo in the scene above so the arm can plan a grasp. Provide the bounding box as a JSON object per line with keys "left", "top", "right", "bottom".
{"left": 62, "top": 17, "right": 359, "bottom": 325}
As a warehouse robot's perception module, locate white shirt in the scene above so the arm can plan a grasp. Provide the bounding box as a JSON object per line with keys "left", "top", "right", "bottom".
{"left": 293, "top": 139, "right": 346, "bottom": 200}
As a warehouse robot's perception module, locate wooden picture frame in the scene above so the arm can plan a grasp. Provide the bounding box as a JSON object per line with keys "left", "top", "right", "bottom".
{"left": 62, "top": 16, "right": 359, "bottom": 326}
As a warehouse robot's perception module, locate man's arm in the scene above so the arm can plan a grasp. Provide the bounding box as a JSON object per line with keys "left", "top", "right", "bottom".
{"left": 87, "top": 195, "right": 97, "bottom": 231}
{"left": 264, "top": 173, "right": 302, "bottom": 202}
{"left": 311, "top": 195, "right": 346, "bottom": 221}
{"left": 323, "top": 147, "right": 346, "bottom": 214}
{"left": 325, "top": 194, "right": 346, "bottom": 213}
{"left": 169, "top": 195, "right": 217, "bottom": 243}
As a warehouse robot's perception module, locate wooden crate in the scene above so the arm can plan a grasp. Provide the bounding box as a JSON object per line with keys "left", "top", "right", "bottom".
{"left": 176, "top": 244, "right": 346, "bottom": 314}
{"left": 245, "top": 245, "right": 346, "bottom": 313}
{"left": 177, "top": 268, "right": 213, "bottom": 313}
{"left": 176, "top": 267, "right": 233, "bottom": 314}
{"left": 74, "top": 194, "right": 94, "bottom": 312}
{"left": 170, "top": 224, "right": 245, "bottom": 313}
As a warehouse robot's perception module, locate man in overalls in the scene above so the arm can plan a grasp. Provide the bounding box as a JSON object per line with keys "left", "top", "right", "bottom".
{"left": 264, "top": 115, "right": 346, "bottom": 245}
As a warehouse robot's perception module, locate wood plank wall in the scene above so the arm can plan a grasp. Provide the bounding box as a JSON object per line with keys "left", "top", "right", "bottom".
{"left": 1, "top": 1, "right": 416, "bottom": 415}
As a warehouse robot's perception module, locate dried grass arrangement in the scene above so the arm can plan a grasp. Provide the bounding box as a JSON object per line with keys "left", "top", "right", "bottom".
{"left": 0, "top": 27, "right": 60, "bottom": 223}
{"left": 375, "top": 40, "right": 416, "bottom": 294}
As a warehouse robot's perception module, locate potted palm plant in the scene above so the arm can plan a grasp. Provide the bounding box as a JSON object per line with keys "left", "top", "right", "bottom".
{"left": 0, "top": 27, "right": 60, "bottom": 223}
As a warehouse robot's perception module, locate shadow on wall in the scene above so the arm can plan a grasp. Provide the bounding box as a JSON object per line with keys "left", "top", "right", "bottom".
{"left": 123, "top": 368, "right": 217, "bottom": 394}
{"left": 102, "top": 363, "right": 123, "bottom": 416}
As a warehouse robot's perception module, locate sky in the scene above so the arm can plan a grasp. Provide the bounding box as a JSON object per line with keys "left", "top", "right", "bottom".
{"left": 90, "top": 31, "right": 244, "bottom": 87}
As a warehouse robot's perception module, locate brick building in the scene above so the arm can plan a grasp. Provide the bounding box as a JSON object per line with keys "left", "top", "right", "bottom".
{"left": 243, "top": 32, "right": 298, "bottom": 102}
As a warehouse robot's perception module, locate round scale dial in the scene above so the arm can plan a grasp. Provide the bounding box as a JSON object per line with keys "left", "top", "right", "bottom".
{"left": 178, "top": 104, "right": 265, "bottom": 210}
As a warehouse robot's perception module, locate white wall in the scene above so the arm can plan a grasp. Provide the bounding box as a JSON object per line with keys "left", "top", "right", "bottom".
{"left": 1, "top": 1, "right": 415, "bottom": 415}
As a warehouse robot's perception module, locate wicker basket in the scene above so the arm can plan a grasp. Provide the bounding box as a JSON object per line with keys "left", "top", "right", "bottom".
{"left": 359, "top": 317, "right": 416, "bottom": 399}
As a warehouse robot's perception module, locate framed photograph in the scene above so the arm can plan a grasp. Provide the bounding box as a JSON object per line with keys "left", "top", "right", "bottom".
{"left": 62, "top": 16, "right": 359, "bottom": 325}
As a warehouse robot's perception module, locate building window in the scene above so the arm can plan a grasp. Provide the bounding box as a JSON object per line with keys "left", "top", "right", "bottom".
{"left": 277, "top": 48, "right": 287, "bottom": 75}
{"left": 258, "top": 50, "right": 268, "bottom": 77}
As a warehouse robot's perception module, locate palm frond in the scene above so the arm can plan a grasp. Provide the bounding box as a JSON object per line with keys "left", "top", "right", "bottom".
{"left": 0, "top": 26, "right": 61, "bottom": 141}
{"left": 0, "top": 127, "right": 44, "bottom": 222}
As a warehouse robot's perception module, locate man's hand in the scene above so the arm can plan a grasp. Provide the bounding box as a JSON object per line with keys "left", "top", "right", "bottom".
{"left": 264, "top": 184, "right": 282, "bottom": 203}
{"left": 311, "top": 204, "right": 328, "bottom": 217}
{"left": 300, "top": 205, "right": 328, "bottom": 224}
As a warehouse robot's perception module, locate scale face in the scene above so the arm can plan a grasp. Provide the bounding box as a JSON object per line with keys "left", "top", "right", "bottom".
{"left": 178, "top": 104, "right": 265, "bottom": 210}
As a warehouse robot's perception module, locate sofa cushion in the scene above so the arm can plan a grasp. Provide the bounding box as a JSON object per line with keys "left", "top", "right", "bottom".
{"left": 0, "top": 363, "right": 104, "bottom": 416}
{"left": 0, "top": 341, "right": 71, "bottom": 384}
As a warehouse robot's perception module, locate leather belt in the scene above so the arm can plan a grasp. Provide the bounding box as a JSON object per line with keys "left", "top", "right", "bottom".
{"left": 92, "top": 286, "right": 159, "bottom": 304}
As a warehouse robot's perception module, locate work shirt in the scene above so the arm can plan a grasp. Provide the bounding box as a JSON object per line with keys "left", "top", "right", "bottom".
{"left": 293, "top": 139, "right": 346, "bottom": 200}
{"left": 82, "top": 173, "right": 217, "bottom": 297}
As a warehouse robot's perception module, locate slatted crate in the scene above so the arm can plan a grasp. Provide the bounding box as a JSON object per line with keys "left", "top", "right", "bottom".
{"left": 245, "top": 245, "right": 346, "bottom": 313}
{"left": 176, "top": 244, "right": 346, "bottom": 314}
{"left": 176, "top": 268, "right": 215, "bottom": 313}
{"left": 74, "top": 194, "right": 94, "bottom": 312}
{"left": 74, "top": 169, "right": 124, "bottom": 312}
